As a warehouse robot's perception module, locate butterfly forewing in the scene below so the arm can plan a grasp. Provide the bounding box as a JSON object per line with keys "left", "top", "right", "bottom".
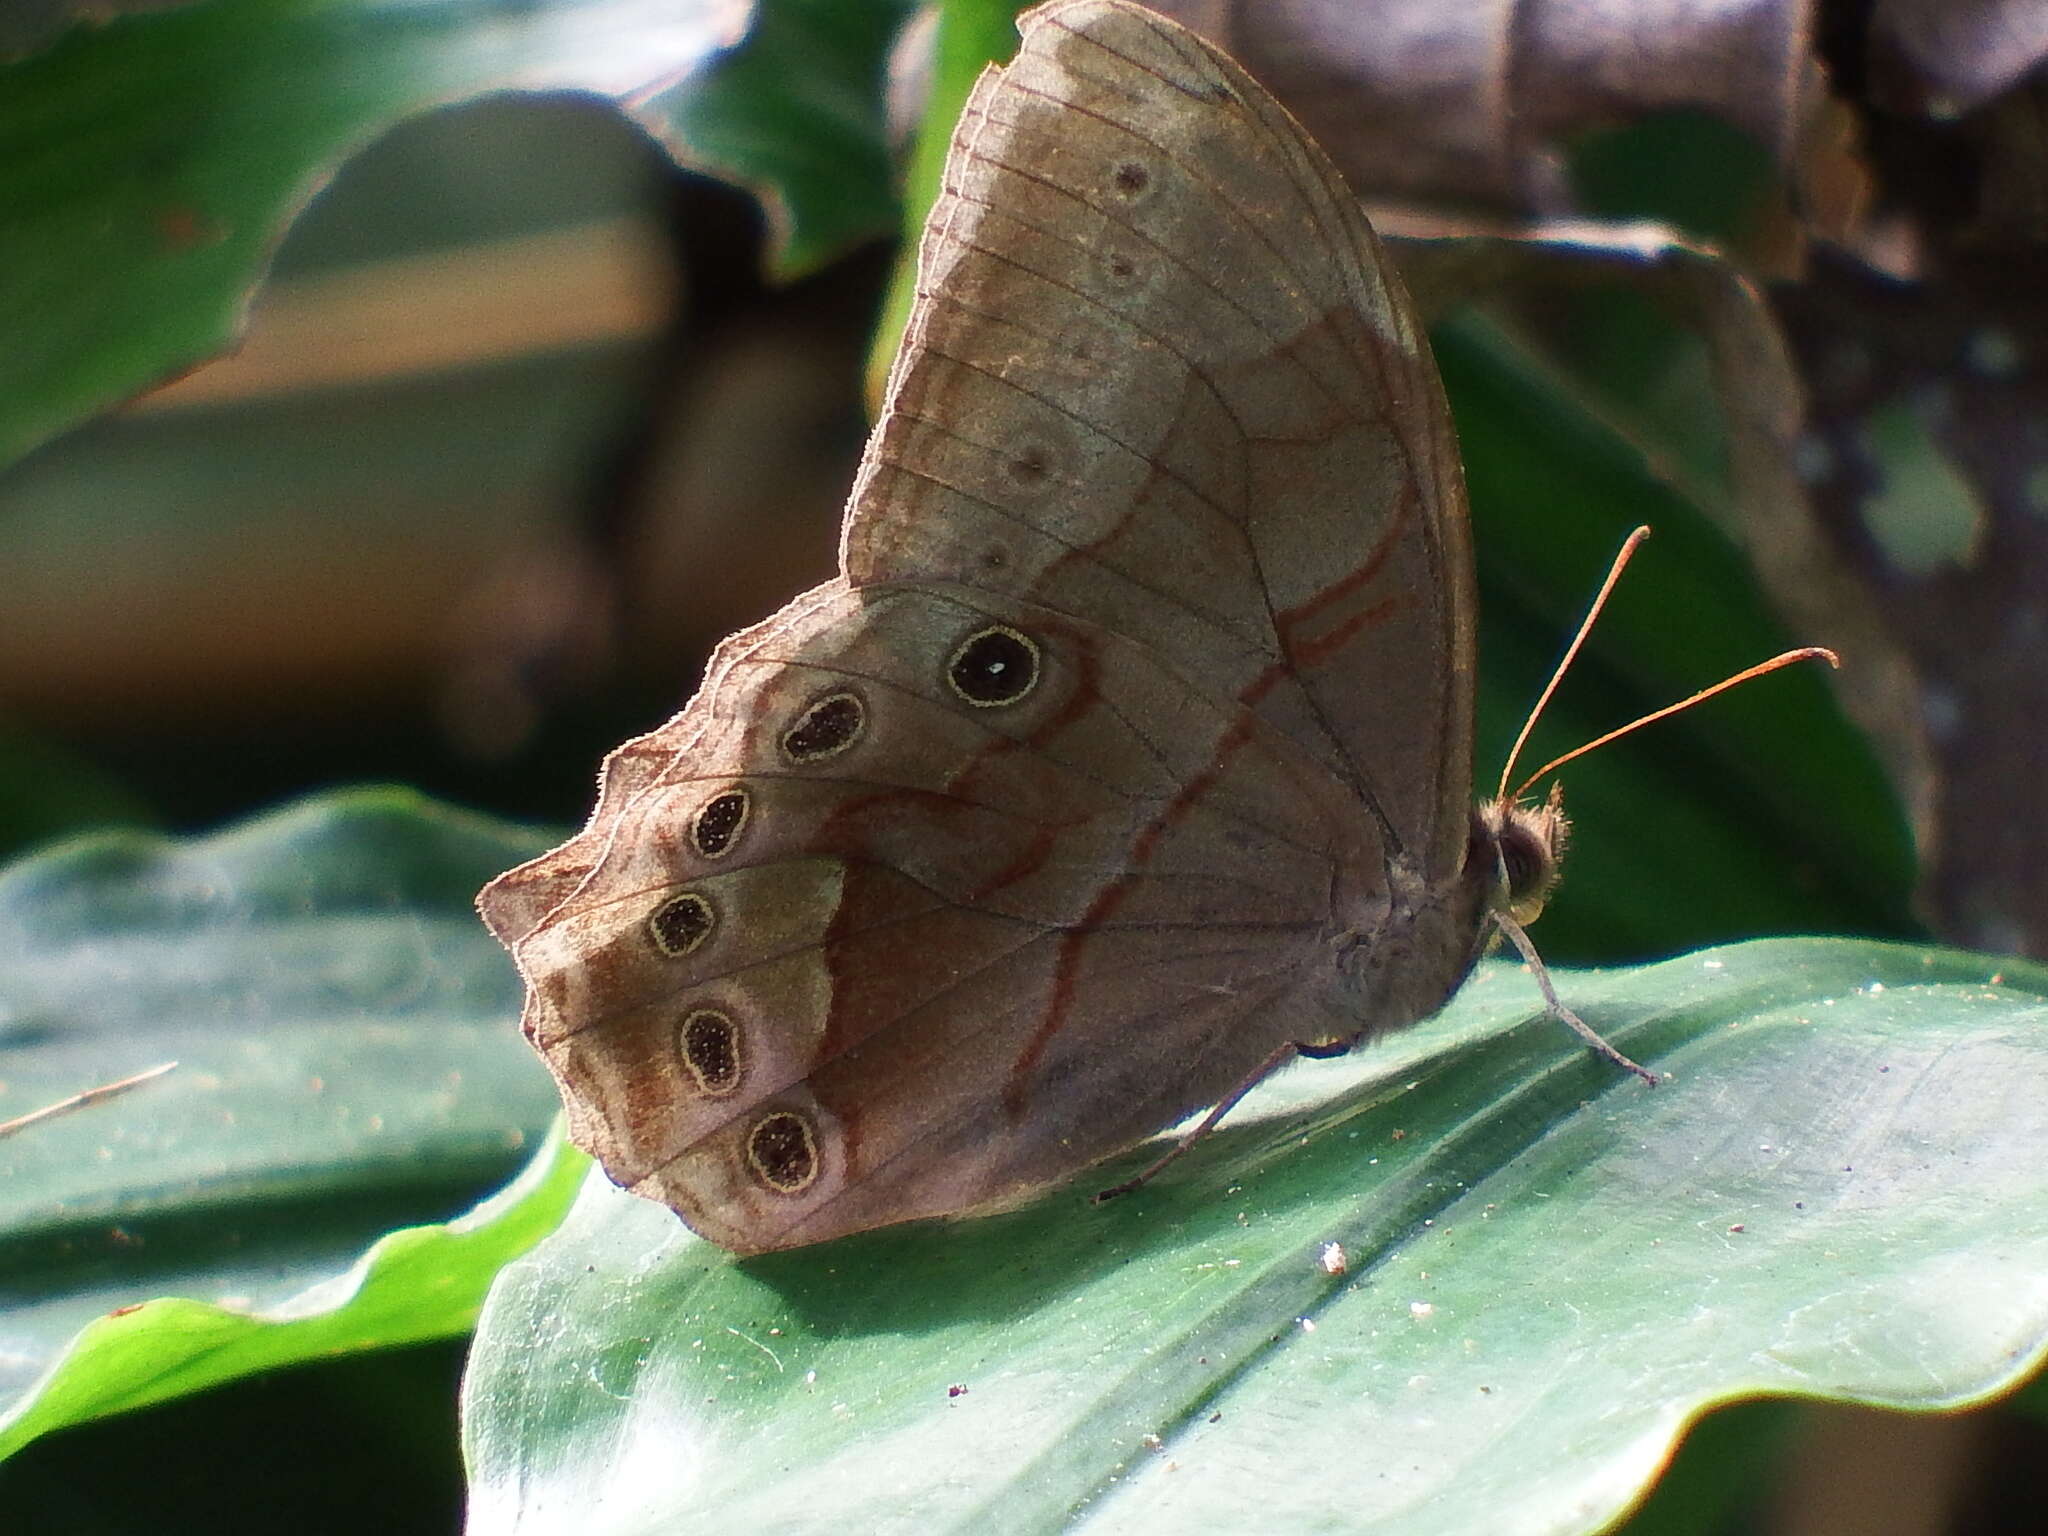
{"left": 847, "top": 0, "right": 1475, "bottom": 876}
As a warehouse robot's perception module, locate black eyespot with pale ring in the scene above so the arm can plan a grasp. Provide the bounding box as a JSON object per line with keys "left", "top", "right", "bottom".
{"left": 692, "top": 788, "right": 749, "bottom": 858}
{"left": 781, "top": 692, "right": 865, "bottom": 762}
{"left": 947, "top": 625, "right": 1040, "bottom": 708}
{"left": 746, "top": 1110, "right": 820, "bottom": 1193}
{"left": 648, "top": 892, "right": 715, "bottom": 956}
{"left": 678, "top": 1007, "right": 742, "bottom": 1095}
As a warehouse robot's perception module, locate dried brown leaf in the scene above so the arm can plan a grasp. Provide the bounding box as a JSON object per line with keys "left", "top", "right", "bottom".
{"left": 1148, "top": 0, "right": 1863, "bottom": 249}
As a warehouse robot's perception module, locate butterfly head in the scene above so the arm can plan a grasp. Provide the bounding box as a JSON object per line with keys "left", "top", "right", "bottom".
{"left": 1475, "top": 781, "right": 1569, "bottom": 927}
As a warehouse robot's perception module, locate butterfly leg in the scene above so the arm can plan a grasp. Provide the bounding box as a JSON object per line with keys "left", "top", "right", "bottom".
{"left": 1492, "top": 913, "right": 1662, "bottom": 1086}
{"left": 1091, "top": 1037, "right": 1354, "bottom": 1204}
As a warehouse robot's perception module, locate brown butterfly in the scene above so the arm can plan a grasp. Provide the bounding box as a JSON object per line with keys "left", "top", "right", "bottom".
{"left": 478, "top": 0, "right": 1820, "bottom": 1254}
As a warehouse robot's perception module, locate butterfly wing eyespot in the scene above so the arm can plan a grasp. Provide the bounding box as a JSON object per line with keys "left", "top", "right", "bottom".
{"left": 946, "top": 624, "right": 1041, "bottom": 707}
{"left": 1005, "top": 446, "right": 1050, "bottom": 486}
{"left": 781, "top": 691, "right": 865, "bottom": 763}
{"left": 647, "top": 892, "right": 715, "bottom": 957}
{"left": 691, "top": 789, "right": 750, "bottom": 858}
{"left": 745, "top": 1110, "right": 822, "bottom": 1194}
{"left": 678, "top": 1007, "right": 743, "bottom": 1096}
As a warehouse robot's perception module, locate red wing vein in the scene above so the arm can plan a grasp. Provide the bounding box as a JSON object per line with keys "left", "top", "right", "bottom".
{"left": 748, "top": 960, "right": 1314, "bottom": 1248}
{"left": 647, "top": 930, "right": 1311, "bottom": 1185}
{"left": 723, "top": 653, "right": 1335, "bottom": 864}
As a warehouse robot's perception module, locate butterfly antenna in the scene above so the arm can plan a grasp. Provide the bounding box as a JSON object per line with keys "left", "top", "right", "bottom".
{"left": 1496, "top": 525, "right": 1653, "bottom": 801}
{"left": 1507, "top": 645, "right": 1839, "bottom": 801}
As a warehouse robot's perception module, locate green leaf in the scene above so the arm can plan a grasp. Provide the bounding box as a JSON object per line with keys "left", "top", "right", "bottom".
{"left": 867, "top": 0, "right": 1032, "bottom": 403}
{"left": 0, "top": 720, "right": 156, "bottom": 863}
{"left": 0, "top": 1129, "right": 586, "bottom": 1464}
{"left": 0, "top": 791, "right": 565, "bottom": 1453}
{"left": 665, "top": 0, "right": 919, "bottom": 279}
{"left": 465, "top": 938, "right": 2048, "bottom": 1534}
{"left": 0, "top": 0, "right": 912, "bottom": 468}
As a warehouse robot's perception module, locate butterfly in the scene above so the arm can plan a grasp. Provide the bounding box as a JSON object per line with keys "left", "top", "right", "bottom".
{"left": 479, "top": 0, "right": 1746, "bottom": 1254}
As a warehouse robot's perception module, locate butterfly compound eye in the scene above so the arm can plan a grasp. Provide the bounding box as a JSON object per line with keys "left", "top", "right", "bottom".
{"left": 1492, "top": 799, "right": 1567, "bottom": 926}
